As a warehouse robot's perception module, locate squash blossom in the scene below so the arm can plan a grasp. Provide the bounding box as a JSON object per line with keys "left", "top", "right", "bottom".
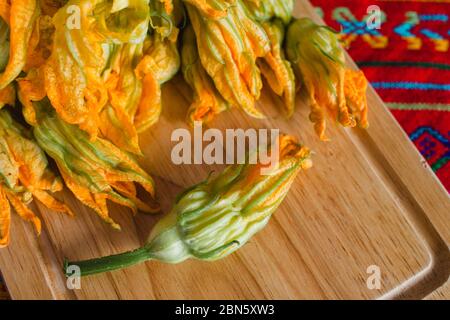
{"left": 99, "top": 30, "right": 180, "bottom": 152}
{"left": 0, "top": 16, "right": 10, "bottom": 72}
{"left": 29, "top": 99, "right": 159, "bottom": 230}
{"left": 0, "top": 108, "right": 73, "bottom": 247}
{"left": 123, "top": 0, "right": 181, "bottom": 134}
{"left": 39, "top": 0, "right": 180, "bottom": 153}
{"left": 10, "top": 0, "right": 181, "bottom": 154}
{"left": 242, "top": 0, "right": 295, "bottom": 116}
{"left": 64, "top": 134, "right": 312, "bottom": 276}
{"left": 100, "top": 43, "right": 146, "bottom": 154}
{"left": 0, "top": 0, "right": 39, "bottom": 90}
{"left": 24, "top": 13, "right": 56, "bottom": 72}
{"left": 133, "top": 31, "right": 180, "bottom": 134}
{"left": 243, "top": 0, "right": 294, "bottom": 25}
{"left": 286, "top": 18, "right": 369, "bottom": 141}
{"left": 257, "top": 19, "right": 296, "bottom": 117}
{"left": 42, "top": 0, "right": 150, "bottom": 141}
{"left": 181, "top": 25, "right": 228, "bottom": 125}
{"left": 185, "top": 0, "right": 270, "bottom": 120}
{"left": 0, "top": 85, "right": 15, "bottom": 109}
{"left": 184, "top": 0, "right": 235, "bottom": 19}
{"left": 38, "top": 0, "right": 69, "bottom": 17}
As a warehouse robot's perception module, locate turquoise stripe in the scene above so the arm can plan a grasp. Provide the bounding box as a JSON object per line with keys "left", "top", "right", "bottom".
{"left": 356, "top": 61, "right": 450, "bottom": 70}
{"left": 371, "top": 82, "right": 450, "bottom": 91}
{"left": 421, "top": 29, "right": 443, "bottom": 40}
{"left": 419, "top": 14, "right": 448, "bottom": 22}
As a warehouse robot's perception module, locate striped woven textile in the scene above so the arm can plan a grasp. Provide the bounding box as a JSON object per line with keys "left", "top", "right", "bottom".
{"left": 310, "top": 0, "right": 449, "bottom": 191}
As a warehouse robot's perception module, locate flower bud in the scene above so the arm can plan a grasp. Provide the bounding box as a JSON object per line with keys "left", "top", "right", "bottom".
{"left": 186, "top": 1, "right": 269, "bottom": 119}
{"left": 286, "top": 18, "right": 369, "bottom": 140}
{"left": 0, "top": 0, "right": 38, "bottom": 90}
{"left": 31, "top": 99, "right": 158, "bottom": 230}
{"left": 243, "top": 0, "right": 294, "bottom": 24}
{"left": 134, "top": 32, "right": 180, "bottom": 133}
{"left": 184, "top": 0, "right": 236, "bottom": 19}
{"left": 181, "top": 25, "right": 228, "bottom": 125}
{"left": 0, "top": 108, "right": 72, "bottom": 247}
{"left": 258, "top": 19, "right": 296, "bottom": 117}
{"left": 65, "top": 135, "right": 312, "bottom": 276}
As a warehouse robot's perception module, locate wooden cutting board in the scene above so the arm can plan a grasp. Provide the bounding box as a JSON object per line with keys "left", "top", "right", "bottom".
{"left": 0, "top": 0, "right": 449, "bottom": 300}
{"left": 425, "top": 281, "right": 450, "bottom": 300}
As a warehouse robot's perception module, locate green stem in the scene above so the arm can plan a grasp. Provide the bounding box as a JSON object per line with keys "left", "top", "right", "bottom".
{"left": 65, "top": 247, "right": 151, "bottom": 277}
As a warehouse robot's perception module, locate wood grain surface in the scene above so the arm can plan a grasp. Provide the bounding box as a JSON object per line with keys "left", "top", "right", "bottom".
{"left": 425, "top": 281, "right": 450, "bottom": 300}
{"left": 0, "top": 0, "right": 448, "bottom": 300}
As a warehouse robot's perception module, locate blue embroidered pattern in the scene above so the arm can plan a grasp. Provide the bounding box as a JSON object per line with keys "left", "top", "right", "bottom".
{"left": 371, "top": 82, "right": 450, "bottom": 91}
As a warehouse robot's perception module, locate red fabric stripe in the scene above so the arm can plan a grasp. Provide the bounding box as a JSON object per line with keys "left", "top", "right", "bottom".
{"left": 361, "top": 67, "right": 450, "bottom": 84}
{"left": 391, "top": 109, "right": 450, "bottom": 134}
{"left": 375, "top": 89, "right": 450, "bottom": 104}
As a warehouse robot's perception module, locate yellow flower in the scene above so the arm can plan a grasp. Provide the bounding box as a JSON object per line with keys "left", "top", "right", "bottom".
{"left": 243, "top": 0, "right": 294, "bottom": 24}
{"left": 0, "top": 0, "right": 39, "bottom": 90}
{"left": 184, "top": 0, "right": 235, "bottom": 18}
{"left": 43, "top": 0, "right": 122, "bottom": 139}
{"left": 38, "top": 0, "right": 68, "bottom": 16}
{"left": 181, "top": 25, "right": 228, "bottom": 125}
{"left": 64, "top": 134, "right": 312, "bottom": 276}
{"left": 0, "top": 108, "right": 72, "bottom": 247}
{"left": 18, "top": 0, "right": 180, "bottom": 153}
{"left": 100, "top": 43, "right": 145, "bottom": 154}
{"left": 24, "top": 14, "right": 55, "bottom": 72}
{"left": 0, "top": 15, "right": 10, "bottom": 72}
{"left": 31, "top": 99, "right": 159, "bottom": 230}
{"left": 258, "top": 19, "right": 296, "bottom": 117}
{"left": 0, "top": 84, "right": 15, "bottom": 109}
{"left": 134, "top": 31, "right": 180, "bottom": 133}
{"left": 286, "top": 18, "right": 369, "bottom": 140}
{"left": 186, "top": 1, "right": 270, "bottom": 120}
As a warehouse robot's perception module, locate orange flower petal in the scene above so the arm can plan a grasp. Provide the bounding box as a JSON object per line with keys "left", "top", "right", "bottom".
{"left": 0, "top": 187, "right": 11, "bottom": 248}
